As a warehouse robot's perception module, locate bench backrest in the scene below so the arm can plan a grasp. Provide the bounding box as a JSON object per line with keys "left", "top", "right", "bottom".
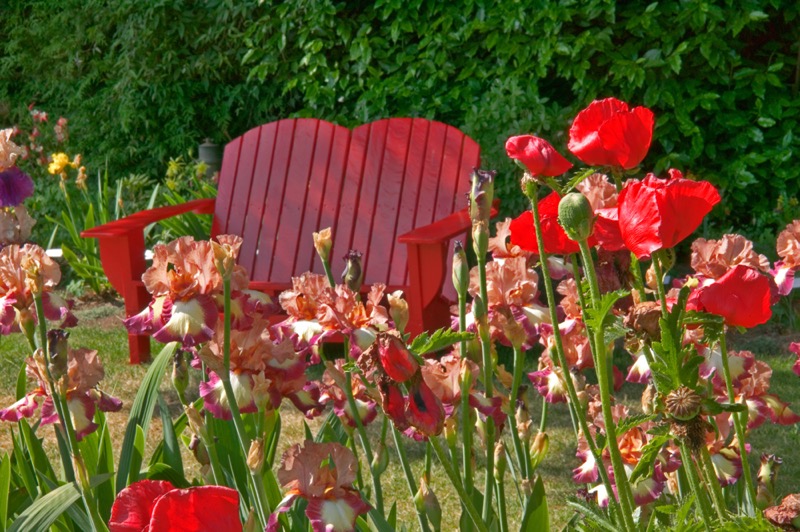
{"left": 211, "top": 118, "right": 480, "bottom": 290}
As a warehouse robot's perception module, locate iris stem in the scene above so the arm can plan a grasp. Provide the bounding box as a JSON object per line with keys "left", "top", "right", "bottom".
{"left": 430, "top": 437, "right": 488, "bottom": 532}
{"left": 509, "top": 343, "right": 529, "bottom": 481}
{"left": 392, "top": 425, "right": 431, "bottom": 532}
{"left": 476, "top": 247, "right": 496, "bottom": 522}
{"left": 699, "top": 445, "right": 728, "bottom": 521}
{"left": 719, "top": 332, "right": 757, "bottom": 515}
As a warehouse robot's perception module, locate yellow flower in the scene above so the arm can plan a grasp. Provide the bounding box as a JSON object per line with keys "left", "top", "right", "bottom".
{"left": 48, "top": 153, "right": 70, "bottom": 175}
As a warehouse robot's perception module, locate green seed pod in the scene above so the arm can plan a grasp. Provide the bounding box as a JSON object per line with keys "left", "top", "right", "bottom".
{"left": 557, "top": 192, "right": 595, "bottom": 242}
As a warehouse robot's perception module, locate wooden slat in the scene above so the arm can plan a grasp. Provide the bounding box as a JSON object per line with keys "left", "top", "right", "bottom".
{"left": 252, "top": 119, "right": 297, "bottom": 280}
{"left": 269, "top": 119, "right": 321, "bottom": 280}
{"left": 292, "top": 120, "right": 338, "bottom": 275}
{"left": 225, "top": 127, "right": 262, "bottom": 243}
{"left": 239, "top": 122, "right": 278, "bottom": 273}
{"left": 330, "top": 123, "right": 369, "bottom": 278}
{"left": 352, "top": 119, "right": 390, "bottom": 283}
{"left": 213, "top": 136, "right": 242, "bottom": 235}
{"left": 317, "top": 126, "right": 351, "bottom": 276}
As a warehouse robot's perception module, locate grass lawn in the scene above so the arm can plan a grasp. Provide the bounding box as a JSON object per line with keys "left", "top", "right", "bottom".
{"left": 0, "top": 297, "right": 798, "bottom": 529}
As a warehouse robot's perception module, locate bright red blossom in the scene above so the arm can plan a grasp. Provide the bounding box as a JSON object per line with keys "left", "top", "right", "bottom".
{"left": 568, "top": 97, "right": 655, "bottom": 169}
{"left": 690, "top": 265, "right": 773, "bottom": 328}
{"left": 109, "top": 480, "right": 241, "bottom": 532}
{"left": 505, "top": 135, "right": 573, "bottom": 177}
{"left": 510, "top": 192, "right": 587, "bottom": 255}
{"left": 617, "top": 171, "right": 721, "bottom": 258}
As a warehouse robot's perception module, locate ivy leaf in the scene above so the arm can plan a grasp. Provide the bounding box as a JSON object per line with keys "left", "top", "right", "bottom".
{"left": 408, "top": 329, "right": 473, "bottom": 356}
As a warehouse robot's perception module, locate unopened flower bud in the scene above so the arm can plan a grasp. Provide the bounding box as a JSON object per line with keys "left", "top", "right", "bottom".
{"left": 530, "top": 432, "right": 549, "bottom": 471}
{"left": 515, "top": 402, "right": 532, "bottom": 444}
{"left": 469, "top": 168, "right": 496, "bottom": 223}
{"left": 472, "top": 294, "right": 486, "bottom": 322}
{"left": 494, "top": 440, "right": 507, "bottom": 481}
{"left": 189, "top": 433, "right": 210, "bottom": 466}
{"left": 171, "top": 351, "right": 189, "bottom": 404}
{"left": 47, "top": 329, "right": 70, "bottom": 380}
{"left": 313, "top": 227, "right": 333, "bottom": 263}
{"left": 341, "top": 250, "right": 363, "bottom": 293}
{"left": 371, "top": 442, "right": 389, "bottom": 476}
{"left": 72, "top": 455, "right": 91, "bottom": 493}
{"left": 757, "top": 453, "right": 782, "bottom": 510}
{"left": 387, "top": 290, "right": 409, "bottom": 334}
{"left": 211, "top": 235, "right": 241, "bottom": 279}
{"left": 472, "top": 220, "right": 489, "bottom": 259}
{"left": 521, "top": 172, "right": 538, "bottom": 200}
{"left": 414, "top": 475, "right": 442, "bottom": 531}
{"left": 444, "top": 417, "right": 458, "bottom": 448}
{"left": 247, "top": 438, "right": 265, "bottom": 474}
{"left": 557, "top": 192, "right": 594, "bottom": 242}
{"left": 185, "top": 405, "right": 206, "bottom": 437}
{"left": 452, "top": 240, "right": 469, "bottom": 299}
{"left": 243, "top": 509, "right": 257, "bottom": 532}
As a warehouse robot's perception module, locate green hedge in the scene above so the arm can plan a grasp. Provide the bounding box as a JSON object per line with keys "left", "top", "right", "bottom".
{"left": 2, "top": 0, "right": 798, "bottom": 249}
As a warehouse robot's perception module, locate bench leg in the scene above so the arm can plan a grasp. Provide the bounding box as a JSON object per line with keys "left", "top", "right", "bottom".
{"left": 405, "top": 241, "right": 450, "bottom": 337}
{"left": 124, "top": 283, "right": 152, "bottom": 364}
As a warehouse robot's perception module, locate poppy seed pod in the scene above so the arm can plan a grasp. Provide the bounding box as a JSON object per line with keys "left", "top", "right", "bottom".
{"left": 557, "top": 192, "right": 595, "bottom": 242}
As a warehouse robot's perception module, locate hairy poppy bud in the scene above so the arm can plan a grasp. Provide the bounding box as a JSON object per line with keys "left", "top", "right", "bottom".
{"left": 557, "top": 192, "right": 594, "bottom": 242}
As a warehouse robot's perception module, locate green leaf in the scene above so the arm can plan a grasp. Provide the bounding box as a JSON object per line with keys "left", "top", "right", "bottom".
{"left": 615, "top": 413, "right": 657, "bottom": 436}
{"left": 14, "top": 364, "right": 26, "bottom": 401}
{"left": 702, "top": 398, "right": 746, "bottom": 416}
{"left": 408, "top": 328, "right": 473, "bottom": 356}
{"left": 0, "top": 453, "right": 10, "bottom": 532}
{"left": 143, "top": 463, "right": 190, "bottom": 488}
{"left": 584, "top": 289, "right": 629, "bottom": 333}
{"left": 8, "top": 482, "right": 80, "bottom": 532}
{"left": 116, "top": 342, "right": 178, "bottom": 493}
{"left": 629, "top": 434, "right": 670, "bottom": 485}
{"left": 157, "top": 396, "right": 184, "bottom": 475}
{"left": 129, "top": 425, "right": 146, "bottom": 487}
{"left": 521, "top": 475, "right": 549, "bottom": 532}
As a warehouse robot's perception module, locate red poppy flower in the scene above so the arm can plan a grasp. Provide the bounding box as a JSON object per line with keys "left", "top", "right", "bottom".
{"left": 617, "top": 171, "right": 721, "bottom": 258}
{"left": 510, "top": 192, "right": 585, "bottom": 255}
{"left": 690, "top": 265, "right": 773, "bottom": 328}
{"left": 506, "top": 135, "right": 573, "bottom": 177}
{"left": 109, "top": 480, "right": 241, "bottom": 532}
{"left": 568, "top": 97, "right": 655, "bottom": 169}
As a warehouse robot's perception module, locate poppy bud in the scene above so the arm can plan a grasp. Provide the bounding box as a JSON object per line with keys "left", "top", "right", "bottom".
{"left": 557, "top": 192, "right": 594, "bottom": 242}
{"left": 452, "top": 240, "right": 469, "bottom": 299}
{"left": 414, "top": 475, "right": 442, "bottom": 531}
{"left": 313, "top": 227, "right": 333, "bottom": 263}
{"left": 469, "top": 168, "right": 496, "bottom": 224}
{"left": 341, "top": 250, "right": 364, "bottom": 293}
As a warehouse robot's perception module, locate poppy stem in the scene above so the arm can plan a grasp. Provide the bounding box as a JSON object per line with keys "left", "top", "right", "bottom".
{"left": 699, "top": 445, "right": 729, "bottom": 521}
{"left": 524, "top": 184, "right": 624, "bottom": 528}
{"left": 679, "top": 441, "right": 715, "bottom": 531}
{"left": 651, "top": 251, "right": 669, "bottom": 316}
{"left": 719, "top": 332, "right": 758, "bottom": 515}
{"left": 578, "top": 239, "right": 638, "bottom": 532}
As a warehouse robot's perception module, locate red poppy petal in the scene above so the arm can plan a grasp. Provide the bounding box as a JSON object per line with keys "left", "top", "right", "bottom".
{"left": 148, "top": 486, "right": 241, "bottom": 532}
{"left": 109, "top": 480, "right": 175, "bottom": 532}
{"left": 597, "top": 106, "right": 654, "bottom": 169}
{"left": 617, "top": 180, "right": 669, "bottom": 258}
{"left": 509, "top": 211, "right": 540, "bottom": 255}
{"left": 662, "top": 179, "right": 721, "bottom": 246}
{"left": 505, "top": 135, "right": 573, "bottom": 177}
{"left": 569, "top": 98, "right": 630, "bottom": 167}
{"left": 697, "top": 265, "right": 772, "bottom": 328}
{"left": 594, "top": 208, "right": 626, "bottom": 251}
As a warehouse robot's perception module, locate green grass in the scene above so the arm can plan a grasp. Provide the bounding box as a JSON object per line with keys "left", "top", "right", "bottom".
{"left": 0, "top": 300, "right": 798, "bottom": 530}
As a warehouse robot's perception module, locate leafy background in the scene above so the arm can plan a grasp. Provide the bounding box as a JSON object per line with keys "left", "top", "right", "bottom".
{"left": 1, "top": 0, "right": 799, "bottom": 253}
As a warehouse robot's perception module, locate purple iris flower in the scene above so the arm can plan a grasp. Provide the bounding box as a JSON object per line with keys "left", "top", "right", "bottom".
{"left": 0, "top": 167, "right": 34, "bottom": 207}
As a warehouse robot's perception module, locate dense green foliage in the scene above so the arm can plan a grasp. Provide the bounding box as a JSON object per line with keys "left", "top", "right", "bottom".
{"left": 2, "top": 0, "right": 798, "bottom": 248}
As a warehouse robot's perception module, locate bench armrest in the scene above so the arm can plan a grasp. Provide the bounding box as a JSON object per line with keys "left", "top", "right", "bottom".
{"left": 80, "top": 198, "right": 215, "bottom": 238}
{"left": 397, "top": 199, "right": 500, "bottom": 245}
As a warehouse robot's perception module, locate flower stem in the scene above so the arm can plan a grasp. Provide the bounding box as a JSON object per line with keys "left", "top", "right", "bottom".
{"left": 679, "top": 442, "right": 715, "bottom": 531}
{"left": 699, "top": 445, "right": 728, "bottom": 521}
{"left": 221, "top": 278, "right": 270, "bottom": 528}
{"left": 430, "top": 437, "right": 488, "bottom": 532}
{"left": 476, "top": 251, "right": 496, "bottom": 522}
{"left": 719, "top": 332, "right": 757, "bottom": 515}
{"left": 578, "top": 239, "right": 637, "bottom": 532}
{"left": 460, "top": 369, "right": 474, "bottom": 495}
{"left": 321, "top": 258, "right": 336, "bottom": 289}
{"left": 509, "top": 344, "right": 529, "bottom": 481}
{"left": 526, "top": 186, "right": 624, "bottom": 528}
{"left": 651, "top": 251, "right": 669, "bottom": 316}
{"left": 392, "top": 425, "right": 431, "bottom": 532}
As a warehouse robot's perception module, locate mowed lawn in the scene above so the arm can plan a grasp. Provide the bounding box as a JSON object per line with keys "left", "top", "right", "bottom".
{"left": 0, "top": 298, "right": 798, "bottom": 529}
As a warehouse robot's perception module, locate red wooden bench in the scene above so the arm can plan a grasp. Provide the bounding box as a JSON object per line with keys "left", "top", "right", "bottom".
{"left": 82, "top": 117, "right": 491, "bottom": 363}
